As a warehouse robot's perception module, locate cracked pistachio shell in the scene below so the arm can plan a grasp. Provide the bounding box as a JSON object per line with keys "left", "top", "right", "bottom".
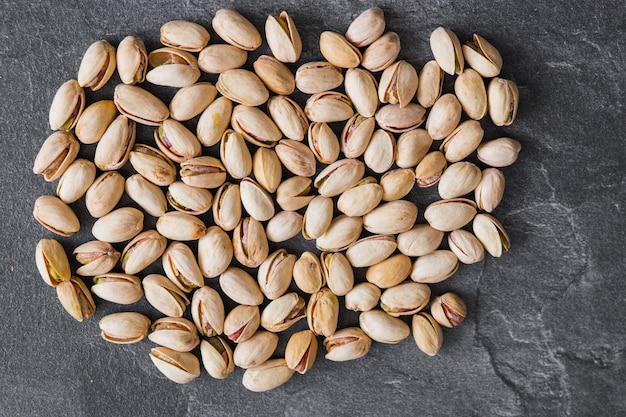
{"left": 75, "top": 100, "right": 117, "bottom": 144}
{"left": 295, "top": 61, "right": 343, "bottom": 94}
{"left": 146, "top": 48, "right": 200, "bottom": 88}
{"left": 125, "top": 174, "right": 167, "bottom": 217}
{"left": 198, "top": 226, "right": 233, "bottom": 278}
{"left": 285, "top": 330, "right": 318, "bottom": 374}
{"left": 397, "top": 224, "right": 444, "bottom": 257}
{"left": 364, "top": 129, "right": 396, "bottom": 173}
{"left": 410, "top": 250, "right": 459, "bottom": 284}
{"left": 344, "top": 68, "right": 378, "bottom": 117}
{"left": 56, "top": 276, "right": 95, "bottom": 322}
{"left": 114, "top": 84, "right": 169, "bottom": 126}
{"left": 477, "top": 137, "right": 521, "bottom": 168}
{"left": 258, "top": 249, "right": 296, "bottom": 300}
{"left": 242, "top": 359, "right": 294, "bottom": 392}
{"left": 100, "top": 312, "right": 150, "bottom": 344}
{"left": 224, "top": 305, "right": 260, "bottom": 343}
{"left": 440, "top": 120, "right": 484, "bottom": 162}
{"left": 240, "top": 177, "right": 274, "bottom": 222}
{"left": 49, "top": 79, "right": 84, "bottom": 131}
{"left": 463, "top": 34, "right": 503, "bottom": 78}
{"left": 162, "top": 241, "right": 204, "bottom": 292}
{"left": 265, "top": 11, "right": 302, "bottom": 63}
{"left": 412, "top": 313, "right": 443, "bottom": 356}
{"left": 116, "top": 36, "right": 148, "bottom": 85}
{"left": 337, "top": 177, "right": 383, "bottom": 217}
{"left": 474, "top": 168, "right": 505, "bottom": 213}
{"left": 366, "top": 254, "right": 412, "bottom": 288}
{"left": 36, "top": 239, "right": 70, "bottom": 287}
{"left": 169, "top": 82, "right": 217, "bottom": 122}
{"left": 431, "top": 292, "right": 467, "bottom": 328}
{"left": 149, "top": 347, "right": 200, "bottom": 384}
{"left": 430, "top": 27, "right": 464, "bottom": 75}
{"left": 315, "top": 158, "right": 365, "bottom": 197}
{"left": 375, "top": 103, "right": 426, "bottom": 133}
{"left": 149, "top": 317, "right": 199, "bottom": 352}
{"left": 85, "top": 171, "right": 124, "bottom": 218}
{"left": 276, "top": 176, "right": 315, "bottom": 211}
{"left": 417, "top": 60, "right": 444, "bottom": 108}
{"left": 167, "top": 181, "right": 213, "bottom": 216}
{"left": 414, "top": 149, "right": 446, "bottom": 187}
{"left": 78, "top": 40, "right": 116, "bottom": 91}
{"left": 345, "top": 235, "right": 397, "bottom": 268}
{"left": 302, "top": 196, "right": 333, "bottom": 240}
{"left": 91, "top": 207, "right": 143, "bottom": 243}
{"left": 143, "top": 274, "right": 190, "bottom": 317}
{"left": 268, "top": 96, "right": 309, "bottom": 141}
{"left": 345, "top": 7, "right": 385, "bottom": 47}
{"left": 275, "top": 139, "right": 316, "bottom": 177}
{"left": 160, "top": 20, "right": 210, "bottom": 52}
{"left": 363, "top": 200, "right": 418, "bottom": 235}
{"left": 221, "top": 130, "right": 252, "bottom": 179}
{"left": 234, "top": 331, "right": 279, "bottom": 369}
{"left": 396, "top": 129, "right": 432, "bottom": 169}
{"left": 261, "top": 292, "right": 306, "bottom": 332}
{"left": 201, "top": 337, "right": 234, "bottom": 379}
{"left": 74, "top": 240, "right": 120, "bottom": 277}
{"left": 293, "top": 252, "right": 325, "bottom": 294}
{"left": 359, "top": 309, "right": 410, "bottom": 344}
{"left": 316, "top": 215, "right": 363, "bottom": 252}
{"left": 129, "top": 144, "right": 176, "bottom": 186}
{"left": 212, "top": 9, "right": 261, "bottom": 50}
{"left": 473, "top": 213, "right": 511, "bottom": 258}
{"left": 94, "top": 115, "right": 135, "bottom": 171}
{"left": 321, "top": 252, "right": 354, "bottom": 296}
{"left": 380, "top": 168, "right": 415, "bottom": 201}
{"left": 307, "top": 288, "right": 339, "bottom": 337}
{"left": 266, "top": 211, "right": 303, "bottom": 243}
{"left": 231, "top": 104, "right": 281, "bottom": 147}
{"left": 33, "top": 195, "right": 80, "bottom": 237}
{"left": 448, "top": 229, "right": 485, "bottom": 264}
{"left": 33, "top": 131, "right": 79, "bottom": 182}
{"left": 121, "top": 230, "right": 167, "bottom": 275}
{"left": 380, "top": 281, "right": 431, "bottom": 317}
{"left": 212, "top": 183, "right": 241, "bottom": 232}
{"left": 455, "top": 68, "right": 488, "bottom": 120}
{"left": 424, "top": 198, "right": 477, "bottom": 232}
{"left": 56, "top": 159, "right": 96, "bottom": 204}
{"left": 197, "top": 96, "right": 233, "bottom": 147}
{"left": 156, "top": 212, "right": 206, "bottom": 241}
{"left": 426, "top": 93, "right": 462, "bottom": 140}
{"left": 305, "top": 91, "right": 354, "bottom": 123}
{"left": 199, "top": 44, "right": 247, "bottom": 74}
{"left": 438, "top": 161, "right": 482, "bottom": 199}
{"left": 488, "top": 77, "right": 519, "bottom": 126}
{"left": 253, "top": 55, "right": 295, "bottom": 95}
{"left": 253, "top": 148, "right": 282, "bottom": 193}
{"left": 217, "top": 69, "right": 269, "bottom": 107}
{"left": 191, "top": 286, "right": 225, "bottom": 337}
{"left": 91, "top": 273, "right": 143, "bottom": 304}
{"left": 324, "top": 327, "right": 372, "bottom": 361}
{"left": 361, "top": 32, "right": 400, "bottom": 72}
{"left": 345, "top": 282, "right": 381, "bottom": 312}
{"left": 154, "top": 119, "right": 201, "bottom": 163}
{"left": 179, "top": 156, "right": 227, "bottom": 189}
{"left": 320, "top": 31, "right": 362, "bottom": 68}
{"left": 341, "top": 115, "right": 375, "bottom": 158}
{"left": 378, "top": 60, "right": 419, "bottom": 107}
{"left": 308, "top": 122, "right": 340, "bottom": 164}
{"left": 233, "top": 218, "right": 269, "bottom": 268}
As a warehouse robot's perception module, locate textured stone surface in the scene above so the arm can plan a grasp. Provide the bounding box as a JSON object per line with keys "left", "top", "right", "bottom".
{"left": 0, "top": 0, "right": 624, "bottom": 416}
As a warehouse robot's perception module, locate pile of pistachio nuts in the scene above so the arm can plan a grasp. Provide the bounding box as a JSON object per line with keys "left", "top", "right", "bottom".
{"left": 32, "top": 7, "right": 521, "bottom": 391}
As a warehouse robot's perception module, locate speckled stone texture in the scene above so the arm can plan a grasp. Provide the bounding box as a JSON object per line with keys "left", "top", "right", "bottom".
{"left": 0, "top": 0, "right": 624, "bottom": 416}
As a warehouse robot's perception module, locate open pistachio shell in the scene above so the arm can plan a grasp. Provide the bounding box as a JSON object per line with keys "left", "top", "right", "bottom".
{"left": 33, "top": 131, "right": 80, "bottom": 182}
{"left": 160, "top": 20, "right": 210, "bottom": 52}
{"left": 77, "top": 40, "right": 116, "bottom": 91}
{"left": 212, "top": 9, "right": 262, "bottom": 51}
{"left": 49, "top": 79, "right": 85, "bottom": 131}
{"left": 265, "top": 11, "right": 302, "bottom": 63}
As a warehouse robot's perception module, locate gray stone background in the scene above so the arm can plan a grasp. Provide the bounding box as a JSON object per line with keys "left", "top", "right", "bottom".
{"left": 1, "top": 0, "right": 624, "bottom": 416}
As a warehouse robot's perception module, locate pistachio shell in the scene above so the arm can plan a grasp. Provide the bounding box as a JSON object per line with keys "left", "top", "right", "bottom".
{"left": 162, "top": 241, "right": 204, "bottom": 292}
{"left": 220, "top": 267, "right": 264, "bottom": 306}
{"left": 477, "top": 137, "right": 522, "bottom": 167}
{"left": 217, "top": 69, "right": 269, "bottom": 107}
{"left": 212, "top": 183, "right": 242, "bottom": 231}
{"left": 200, "top": 337, "right": 235, "bottom": 379}
{"left": 156, "top": 212, "right": 206, "bottom": 241}
{"left": 472, "top": 213, "right": 511, "bottom": 258}
{"left": 197, "top": 96, "right": 233, "bottom": 147}
{"left": 253, "top": 55, "right": 296, "bottom": 95}
{"left": 100, "top": 312, "right": 150, "bottom": 344}
{"left": 276, "top": 176, "right": 315, "bottom": 211}
{"left": 412, "top": 313, "right": 444, "bottom": 356}
{"left": 275, "top": 139, "right": 317, "bottom": 177}
{"left": 345, "top": 7, "right": 385, "bottom": 47}
{"left": 426, "top": 93, "right": 462, "bottom": 140}
{"left": 74, "top": 100, "right": 118, "bottom": 144}
{"left": 474, "top": 168, "right": 505, "bottom": 213}
{"left": 94, "top": 115, "right": 135, "bottom": 171}
{"left": 116, "top": 36, "right": 148, "bottom": 85}
{"left": 121, "top": 230, "right": 167, "bottom": 275}
{"left": 307, "top": 288, "right": 339, "bottom": 337}
{"left": 198, "top": 226, "right": 233, "bottom": 278}
{"left": 212, "top": 9, "right": 262, "bottom": 51}
{"left": 85, "top": 171, "right": 125, "bottom": 218}
{"left": 410, "top": 250, "right": 459, "bottom": 284}
{"left": 380, "top": 168, "right": 414, "bottom": 201}
{"left": 149, "top": 317, "right": 199, "bottom": 352}
{"left": 319, "top": 31, "right": 362, "bottom": 68}
{"left": 438, "top": 161, "right": 482, "bottom": 199}
{"left": 91, "top": 273, "right": 143, "bottom": 304}
{"left": 224, "top": 304, "right": 260, "bottom": 343}
{"left": 463, "top": 34, "right": 503, "bottom": 78}
{"left": 345, "top": 235, "right": 397, "bottom": 268}
{"left": 253, "top": 148, "right": 282, "bottom": 193}
{"left": 114, "top": 84, "right": 169, "bottom": 126}
{"left": 378, "top": 60, "right": 418, "bottom": 107}
{"left": 231, "top": 104, "right": 281, "bottom": 147}
{"left": 220, "top": 130, "right": 252, "bottom": 179}
{"left": 295, "top": 61, "right": 343, "bottom": 94}
{"left": 487, "top": 77, "right": 519, "bottom": 126}
{"left": 149, "top": 347, "right": 200, "bottom": 384}
{"left": 266, "top": 211, "right": 303, "bottom": 242}
{"left": 257, "top": 249, "right": 296, "bottom": 300}
{"left": 430, "top": 27, "right": 464, "bottom": 75}
{"left": 160, "top": 20, "right": 210, "bottom": 52}
{"left": 304, "top": 91, "right": 354, "bottom": 123}
{"left": 361, "top": 32, "right": 400, "bottom": 72}
{"left": 424, "top": 198, "right": 477, "bottom": 232}
{"left": 448, "top": 229, "right": 485, "bottom": 264}
{"left": 293, "top": 252, "right": 325, "bottom": 294}
{"left": 454, "top": 68, "right": 488, "bottom": 120}
{"left": 91, "top": 207, "right": 143, "bottom": 243}
{"left": 396, "top": 129, "right": 433, "bottom": 168}
{"left": 125, "top": 174, "right": 167, "bottom": 217}
{"left": 316, "top": 215, "right": 363, "bottom": 252}
{"left": 199, "top": 44, "right": 248, "bottom": 74}
{"left": 344, "top": 68, "right": 379, "bottom": 117}
{"left": 56, "top": 159, "right": 96, "bottom": 204}
{"left": 375, "top": 103, "right": 426, "bottom": 133}
{"left": 167, "top": 181, "right": 213, "bottom": 215}
{"left": 344, "top": 282, "right": 381, "bottom": 312}
{"left": 154, "top": 119, "right": 201, "bottom": 163}
{"left": 417, "top": 60, "right": 444, "bottom": 108}
{"left": 341, "top": 114, "right": 376, "bottom": 158}
{"left": 440, "top": 120, "right": 484, "bottom": 163}
{"left": 324, "top": 327, "right": 372, "bottom": 361}
{"left": 35, "top": 239, "right": 71, "bottom": 287}
{"left": 234, "top": 331, "right": 280, "bottom": 369}
{"left": 307, "top": 122, "right": 340, "bottom": 164}
{"left": 364, "top": 129, "right": 396, "bottom": 173}
{"left": 128, "top": 144, "right": 177, "bottom": 186}
{"left": 362, "top": 200, "right": 418, "bottom": 234}
{"left": 260, "top": 292, "right": 306, "bottom": 332}
{"left": 380, "top": 282, "right": 431, "bottom": 317}
{"left": 78, "top": 40, "right": 116, "bottom": 91}
{"left": 302, "top": 196, "right": 334, "bottom": 240}
{"left": 169, "top": 82, "right": 217, "bottom": 121}
{"left": 56, "top": 276, "right": 95, "bottom": 322}
{"left": 321, "top": 252, "right": 354, "bottom": 296}
{"left": 265, "top": 11, "right": 302, "bottom": 63}
{"left": 240, "top": 177, "right": 275, "bottom": 222}
{"left": 179, "top": 156, "right": 226, "bottom": 189}
{"left": 268, "top": 95, "right": 309, "bottom": 141}
{"left": 33, "top": 131, "right": 80, "bottom": 182}
{"left": 285, "top": 330, "right": 317, "bottom": 374}
{"left": 33, "top": 196, "right": 80, "bottom": 237}
{"left": 242, "top": 359, "right": 294, "bottom": 392}
{"left": 430, "top": 292, "right": 467, "bottom": 328}
{"left": 191, "top": 286, "right": 225, "bottom": 337}
{"left": 366, "top": 254, "right": 412, "bottom": 289}
{"left": 74, "top": 240, "right": 120, "bottom": 277}
{"left": 314, "top": 158, "right": 365, "bottom": 197}
{"left": 143, "top": 274, "right": 190, "bottom": 317}
{"left": 397, "top": 224, "right": 444, "bottom": 257}
{"left": 337, "top": 177, "right": 383, "bottom": 217}
{"left": 233, "top": 217, "right": 269, "bottom": 268}
{"left": 359, "top": 310, "right": 410, "bottom": 344}
{"left": 49, "top": 79, "right": 85, "bottom": 131}
{"left": 146, "top": 48, "right": 200, "bottom": 88}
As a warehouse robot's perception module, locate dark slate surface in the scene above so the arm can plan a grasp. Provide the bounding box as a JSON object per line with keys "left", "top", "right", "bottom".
{"left": 1, "top": 0, "right": 625, "bottom": 416}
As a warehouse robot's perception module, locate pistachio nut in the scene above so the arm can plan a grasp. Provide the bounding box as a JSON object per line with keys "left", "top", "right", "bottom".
{"left": 242, "top": 358, "right": 294, "bottom": 392}
{"left": 472, "top": 213, "right": 511, "bottom": 258}
{"left": 307, "top": 287, "right": 339, "bottom": 337}
{"left": 260, "top": 292, "right": 306, "bottom": 332}
{"left": 252, "top": 148, "right": 282, "bottom": 193}
{"left": 94, "top": 115, "right": 135, "bottom": 171}
{"left": 91, "top": 207, "right": 143, "bottom": 243}
{"left": 454, "top": 68, "right": 488, "bottom": 120}
{"left": 477, "top": 137, "right": 522, "bottom": 167}
{"left": 167, "top": 181, "right": 213, "bottom": 215}
{"left": 74, "top": 240, "right": 120, "bottom": 279}
{"left": 33, "top": 131, "right": 80, "bottom": 182}
{"left": 440, "top": 120, "right": 484, "bottom": 163}
{"left": 179, "top": 156, "right": 227, "bottom": 189}
{"left": 359, "top": 309, "right": 410, "bottom": 344}
{"left": 380, "top": 281, "right": 431, "bottom": 317}
{"left": 199, "top": 44, "right": 248, "bottom": 74}
{"left": 212, "top": 9, "right": 262, "bottom": 51}
{"left": 316, "top": 215, "right": 363, "bottom": 252}
{"left": 363, "top": 200, "right": 418, "bottom": 234}
{"left": 345, "top": 7, "right": 385, "bottom": 47}
{"left": 231, "top": 104, "right": 282, "bottom": 147}
{"left": 448, "top": 229, "right": 485, "bottom": 264}
{"left": 380, "top": 168, "right": 415, "bottom": 201}
{"left": 149, "top": 317, "right": 199, "bottom": 352}
{"left": 293, "top": 252, "right": 325, "bottom": 294}
{"left": 77, "top": 40, "right": 116, "bottom": 91}
{"left": 410, "top": 250, "right": 459, "bottom": 284}
{"left": 429, "top": 27, "right": 464, "bottom": 75}
{"left": 307, "top": 122, "right": 340, "bottom": 164}
{"left": 412, "top": 313, "right": 443, "bottom": 356}
{"left": 200, "top": 336, "right": 235, "bottom": 379}
{"left": 162, "top": 241, "right": 204, "bottom": 292}
{"left": 253, "top": 55, "right": 296, "bottom": 95}
{"left": 217, "top": 69, "right": 269, "bottom": 107}
{"left": 375, "top": 103, "right": 426, "bottom": 133}
{"left": 319, "top": 31, "right": 362, "bottom": 68}
{"left": 49, "top": 79, "right": 85, "bottom": 131}
{"left": 160, "top": 20, "right": 210, "bottom": 52}
{"left": 143, "top": 273, "right": 190, "bottom": 317}
{"left": 268, "top": 95, "right": 309, "bottom": 141}
{"left": 378, "top": 60, "right": 418, "bottom": 107}
{"left": 191, "top": 286, "right": 225, "bottom": 337}
{"left": 285, "top": 330, "right": 318, "bottom": 374}
{"left": 365, "top": 254, "right": 412, "bottom": 288}
{"left": 426, "top": 93, "right": 462, "bottom": 140}
{"left": 233, "top": 217, "right": 269, "bottom": 268}
{"left": 125, "top": 174, "right": 168, "bottom": 217}
{"left": 116, "top": 36, "right": 148, "bottom": 85}
{"left": 266, "top": 211, "right": 303, "bottom": 242}
{"left": 417, "top": 60, "right": 444, "bottom": 108}
{"left": 487, "top": 77, "right": 519, "bottom": 126}
{"left": 324, "top": 327, "right": 372, "bottom": 362}
{"left": 35, "top": 239, "right": 71, "bottom": 287}
{"left": 474, "top": 168, "right": 505, "bottom": 213}
{"left": 344, "top": 282, "right": 381, "bottom": 312}
{"left": 197, "top": 96, "right": 233, "bottom": 147}
{"left": 121, "top": 230, "right": 167, "bottom": 275}
{"left": 149, "top": 347, "right": 200, "bottom": 384}
{"left": 85, "top": 171, "right": 125, "bottom": 218}
{"left": 234, "top": 331, "right": 279, "bottom": 369}
{"left": 276, "top": 176, "right": 315, "bottom": 211}
{"left": 337, "top": 177, "right": 383, "bottom": 217}
{"left": 56, "top": 158, "right": 96, "bottom": 204}
{"left": 430, "top": 292, "right": 467, "bottom": 328}
{"left": 304, "top": 91, "right": 354, "bottom": 123}
{"left": 438, "top": 161, "right": 482, "bottom": 199}
{"left": 361, "top": 32, "right": 400, "bottom": 72}
{"left": 154, "top": 119, "right": 201, "bottom": 163}
{"left": 344, "top": 68, "right": 379, "bottom": 118}
{"left": 302, "top": 195, "right": 333, "bottom": 240}
{"left": 314, "top": 158, "right": 365, "bottom": 197}
{"left": 275, "top": 139, "right": 317, "bottom": 177}
{"left": 224, "top": 304, "right": 260, "bottom": 343}
{"left": 169, "top": 82, "right": 216, "bottom": 122}
{"left": 212, "top": 183, "right": 242, "bottom": 232}
{"left": 295, "top": 61, "right": 343, "bottom": 94}
{"left": 345, "top": 235, "right": 397, "bottom": 268}
{"left": 220, "top": 130, "right": 252, "bottom": 179}
{"left": 424, "top": 198, "right": 477, "bottom": 232}
{"left": 364, "top": 129, "right": 396, "bottom": 173}
{"left": 99, "top": 312, "right": 150, "bottom": 344}
{"left": 198, "top": 226, "right": 233, "bottom": 278}
{"left": 33, "top": 195, "right": 80, "bottom": 237}
{"left": 91, "top": 273, "right": 143, "bottom": 304}
{"left": 397, "top": 224, "right": 444, "bottom": 257}
{"left": 258, "top": 249, "right": 296, "bottom": 300}
{"left": 56, "top": 276, "right": 95, "bottom": 322}
{"left": 114, "top": 84, "right": 169, "bottom": 126}
{"left": 463, "top": 34, "right": 503, "bottom": 78}
{"left": 265, "top": 11, "right": 302, "bottom": 63}
{"left": 128, "top": 144, "right": 177, "bottom": 186}
{"left": 341, "top": 114, "right": 376, "bottom": 158}
{"left": 320, "top": 252, "right": 354, "bottom": 296}
{"left": 74, "top": 100, "right": 118, "bottom": 144}
{"left": 156, "top": 212, "right": 206, "bottom": 241}
{"left": 146, "top": 47, "right": 200, "bottom": 88}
